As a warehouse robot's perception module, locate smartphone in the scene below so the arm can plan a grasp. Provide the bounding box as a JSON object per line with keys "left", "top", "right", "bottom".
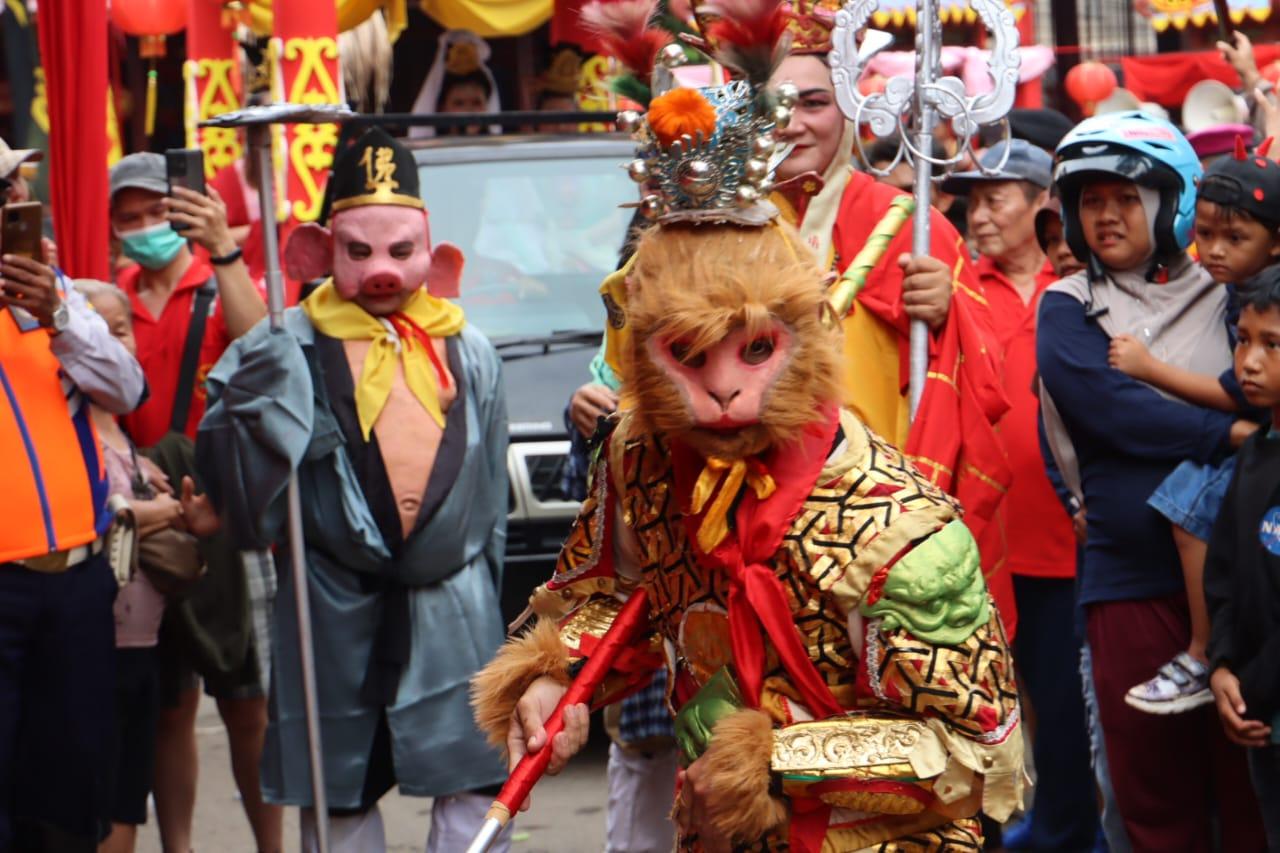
{"left": 1213, "top": 0, "right": 1234, "bottom": 44}
{"left": 165, "top": 148, "right": 206, "bottom": 231}
{"left": 0, "top": 202, "right": 45, "bottom": 263}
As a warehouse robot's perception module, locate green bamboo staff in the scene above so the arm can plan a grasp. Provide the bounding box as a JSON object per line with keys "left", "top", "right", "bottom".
{"left": 824, "top": 195, "right": 916, "bottom": 325}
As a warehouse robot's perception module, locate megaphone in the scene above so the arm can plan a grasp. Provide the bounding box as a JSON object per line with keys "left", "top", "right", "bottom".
{"left": 1138, "top": 101, "right": 1170, "bottom": 121}
{"left": 1182, "top": 79, "right": 1248, "bottom": 133}
{"left": 1096, "top": 87, "right": 1141, "bottom": 114}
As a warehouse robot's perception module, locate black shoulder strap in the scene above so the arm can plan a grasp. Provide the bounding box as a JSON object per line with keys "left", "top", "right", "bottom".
{"left": 170, "top": 277, "right": 218, "bottom": 435}
{"left": 127, "top": 440, "right": 155, "bottom": 499}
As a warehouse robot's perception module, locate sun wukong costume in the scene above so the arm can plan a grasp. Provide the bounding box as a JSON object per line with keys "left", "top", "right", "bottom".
{"left": 197, "top": 127, "right": 511, "bottom": 850}
{"left": 472, "top": 4, "right": 1024, "bottom": 851}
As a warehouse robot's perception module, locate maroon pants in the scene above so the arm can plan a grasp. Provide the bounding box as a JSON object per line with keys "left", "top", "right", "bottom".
{"left": 1087, "top": 594, "right": 1266, "bottom": 852}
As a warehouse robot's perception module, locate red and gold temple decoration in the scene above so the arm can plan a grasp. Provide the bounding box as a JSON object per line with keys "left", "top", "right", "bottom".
{"left": 185, "top": 0, "right": 242, "bottom": 186}
{"left": 1136, "top": 0, "right": 1271, "bottom": 32}
{"left": 271, "top": 0, "right": 342, "bottom": 222}
{"left": 867, "top": 0, "right": 1029, "bottom": 27}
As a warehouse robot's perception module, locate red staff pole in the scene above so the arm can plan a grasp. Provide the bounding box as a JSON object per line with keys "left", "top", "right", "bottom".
{"left": 465, "top": 589, "right": 653, "bottom": 853}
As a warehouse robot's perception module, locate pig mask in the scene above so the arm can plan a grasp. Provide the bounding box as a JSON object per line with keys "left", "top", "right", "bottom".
{"left": 285, "top": 205, "right": 464, "bottom": 316}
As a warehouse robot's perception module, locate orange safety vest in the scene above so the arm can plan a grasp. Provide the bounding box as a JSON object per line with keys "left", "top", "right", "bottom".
{"left": 0, "top": 308, "right": 106, "bottom": 563}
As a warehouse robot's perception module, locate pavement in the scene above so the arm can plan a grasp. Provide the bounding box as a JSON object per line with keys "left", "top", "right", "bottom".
{"left": 136, "top": 696, "right": 611, "bottom": 853}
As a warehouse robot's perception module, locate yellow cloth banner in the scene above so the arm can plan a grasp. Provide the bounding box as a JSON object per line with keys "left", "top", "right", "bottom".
{"left": 301, "top": 280, "right": 465, "bottom": 437}
{"left": 247, "top": 0, "right": 407, "bottom": 40}
{"left": 107, "top": 88, "right": 122, "bottom": 167}
{"left": 418, "top": 0, "right": 552, "bottom": 37}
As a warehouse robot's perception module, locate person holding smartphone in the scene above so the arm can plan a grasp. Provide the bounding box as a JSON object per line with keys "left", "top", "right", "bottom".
{"left": 0, "top": 238, "right": 145, "bottom": 849}
{"left": 106, "top": 152, "right": 274, "bottom": 853}
{"left": 109, "top": 152, "right": 265, "bottom": 446}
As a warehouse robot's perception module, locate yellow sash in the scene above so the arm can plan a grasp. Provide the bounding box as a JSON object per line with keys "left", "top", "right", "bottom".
{"left": 301, "top": 280, "right": 465, "bottom": 438}
{"left": 690, "top": 456, "right": 777, "bottom": 553}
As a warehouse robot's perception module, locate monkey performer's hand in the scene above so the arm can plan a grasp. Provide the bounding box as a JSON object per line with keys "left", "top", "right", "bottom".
{"left": 506, "top": 677, "right": 590, "bottom": 811}
{"left": 673, "top": 755, "right": 734, "bottom": 853}
{"left": 899, "top": 253, "right": 953, "bottom": 330}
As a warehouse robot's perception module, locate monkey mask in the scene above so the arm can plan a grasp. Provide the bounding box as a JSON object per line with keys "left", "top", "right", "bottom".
{"left": 620, "top": 221, "right": 841, "bottom": 463}
{"left": 602, "top": 74, "right": 843, "bottom": 466}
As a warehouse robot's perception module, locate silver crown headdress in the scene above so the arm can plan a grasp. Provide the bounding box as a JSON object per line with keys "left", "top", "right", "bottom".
{"left": 582, "top": 0, "right": 797, "bottom": 226}
{"left": 616, "top": 78, "right": 793, "bottom": 224}
{"left": 619, "top": 78, "right": 798, "bottom": 224}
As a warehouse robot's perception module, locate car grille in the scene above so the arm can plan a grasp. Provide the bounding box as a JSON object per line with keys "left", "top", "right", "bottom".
{"left": 525, "top": 452, "right": 570, "bottom": 503}
{"left": 507, "top": 440, "right": 581, "bottom": 524}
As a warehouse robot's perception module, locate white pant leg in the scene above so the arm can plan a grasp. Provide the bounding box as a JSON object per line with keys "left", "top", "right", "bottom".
{"left": 605, "top": 742, "right": 679, "bottom": 853}
{"left": 426, "top": 792, "right": 513, "bottom": 853}
{"left": 300, "top": 805, "right": 387, "bottom": 853}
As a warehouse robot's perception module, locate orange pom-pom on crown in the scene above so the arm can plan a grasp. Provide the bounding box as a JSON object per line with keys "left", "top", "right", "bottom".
{"left": 646, "top": 88, "right": 718, "bottom": 149}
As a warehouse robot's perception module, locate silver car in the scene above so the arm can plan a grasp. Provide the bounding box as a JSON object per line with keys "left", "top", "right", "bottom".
{"left": 413, "top": 133, "right": 635, "bottom": 619}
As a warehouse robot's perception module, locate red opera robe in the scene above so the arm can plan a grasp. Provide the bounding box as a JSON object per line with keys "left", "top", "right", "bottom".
{"left": 817, "top": 171, "right": 1017, "bottom": 639}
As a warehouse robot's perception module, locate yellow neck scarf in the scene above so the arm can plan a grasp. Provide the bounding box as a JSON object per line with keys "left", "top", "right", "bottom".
{"left": 302, "top": 280, "right": 465, "bottom": 439}
{"left": 690, "top": 456, "right": 776, "bottom": 554}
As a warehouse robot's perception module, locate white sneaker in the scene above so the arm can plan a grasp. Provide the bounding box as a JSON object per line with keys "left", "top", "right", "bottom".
{"left": 1124, "top": 652, "right": 1213, "bottom": 715}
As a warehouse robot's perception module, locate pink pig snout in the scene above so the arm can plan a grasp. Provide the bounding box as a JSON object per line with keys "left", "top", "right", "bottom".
{"left": 359, "top": 271, "right": 405, "bottom": 296}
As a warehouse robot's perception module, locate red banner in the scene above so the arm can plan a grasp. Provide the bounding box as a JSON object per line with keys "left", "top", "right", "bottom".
{"left": 272, "top": 0, "right": 341, "bottom": 223}
{"left": 185, "top": 0, "right": 242, "bottom": 187}
{"left": 550, "top": 0, "right": 600, "bottom": 51}
{"left": 37, "top": 0, "right": 109, "bottom": 279}
{"left": 1122, "top": 44, "right": 1280, "bottom": 107}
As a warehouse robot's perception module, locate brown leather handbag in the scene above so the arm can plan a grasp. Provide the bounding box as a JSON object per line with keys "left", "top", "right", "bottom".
{"left": 128, "top": 445, "right": 207, "bottom": 598}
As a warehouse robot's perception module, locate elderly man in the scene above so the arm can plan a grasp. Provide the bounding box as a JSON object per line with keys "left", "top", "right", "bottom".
{"left": 942, "top": 139, "right": 1099, "bottom": 851}
{"left": 0, "top": 245, "right": 145, "bottom": 849}
{"left": 0, "top": 139, "right": 40, "bottom": 205}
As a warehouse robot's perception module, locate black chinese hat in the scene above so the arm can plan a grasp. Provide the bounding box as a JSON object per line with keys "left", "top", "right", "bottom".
{"left": 1199, "top": 135, "right": 1280, "bottom": 229}
{"left": 325, "top": 126, "right": 423, "bottom": 219}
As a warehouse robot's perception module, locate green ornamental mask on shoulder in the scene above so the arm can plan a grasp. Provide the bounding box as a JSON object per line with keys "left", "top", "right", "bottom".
{"left": 860, "top": 520, "right": 990, "bottom": 646}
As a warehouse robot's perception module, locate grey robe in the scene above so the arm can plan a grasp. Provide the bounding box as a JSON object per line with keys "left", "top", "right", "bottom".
{"left": 198, "top": 309, "right": 509, "bottom": 807}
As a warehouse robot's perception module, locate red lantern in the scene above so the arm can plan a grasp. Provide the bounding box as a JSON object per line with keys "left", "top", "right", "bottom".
{"left": 110, "top": 0, "right": 188, "bottom": 137}
{"left": 1065, "top": 61, "right": 1118, "bottom": 117}
{"left": 110, "top": 0, "right": 188, "bottom": 38}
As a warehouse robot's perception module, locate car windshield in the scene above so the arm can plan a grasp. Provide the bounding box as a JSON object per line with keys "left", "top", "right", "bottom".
{"left": 418, "top": 151, "right": 635, "bottom": 341}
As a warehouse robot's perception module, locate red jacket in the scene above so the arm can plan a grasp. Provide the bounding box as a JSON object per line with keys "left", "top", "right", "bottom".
{"left": 978, "top": 255, "right": 1077, "bottom": 579}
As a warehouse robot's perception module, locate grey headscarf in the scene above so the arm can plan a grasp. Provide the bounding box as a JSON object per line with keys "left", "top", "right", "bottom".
{"left": 1038, "top": 255, "right": 1230, "bottom": 504}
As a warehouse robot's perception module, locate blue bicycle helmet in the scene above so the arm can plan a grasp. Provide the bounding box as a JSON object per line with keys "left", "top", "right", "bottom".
{"left": 1053, "top": 110, "right": 1202, "bottom": 263}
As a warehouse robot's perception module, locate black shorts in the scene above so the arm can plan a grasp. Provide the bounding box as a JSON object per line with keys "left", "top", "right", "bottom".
{"left": 107, "top": 647, "right": 161, "bottom": 826}
{"left": 156, "top": 637, "right": 262, "bottom": 707}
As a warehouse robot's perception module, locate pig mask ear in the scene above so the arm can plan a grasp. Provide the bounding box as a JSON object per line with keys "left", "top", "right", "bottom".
{"left": 426, "top": 243, "right": 464, "bottom": 299}
{"left": 284, "top": 222, "right": 334, "bottom": 282}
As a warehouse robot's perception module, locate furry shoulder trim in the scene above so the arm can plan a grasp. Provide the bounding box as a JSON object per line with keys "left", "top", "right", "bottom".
{"left": 471, "top": 620, "right": 573, "bottom": 754}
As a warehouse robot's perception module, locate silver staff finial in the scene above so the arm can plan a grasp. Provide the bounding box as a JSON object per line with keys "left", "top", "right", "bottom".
{"left": 826, "top": 0, "right": 1022, "bottom": 416}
